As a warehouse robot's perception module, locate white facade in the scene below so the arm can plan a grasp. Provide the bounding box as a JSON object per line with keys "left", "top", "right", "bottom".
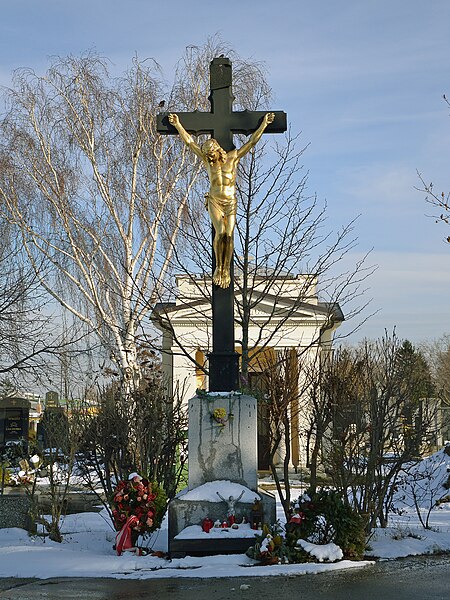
{"left": 155, "top": 274, "right": 343, "bottom": 399}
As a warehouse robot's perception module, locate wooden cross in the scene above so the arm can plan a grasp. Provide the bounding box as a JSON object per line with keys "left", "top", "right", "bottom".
{"left": 157, "top": 57, "right": 287, "bottom": 391}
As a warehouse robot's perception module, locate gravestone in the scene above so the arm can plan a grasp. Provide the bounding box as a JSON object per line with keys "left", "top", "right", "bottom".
{"left": 168, "top": 392, "right": 275, "bottom": 557}
{"left": 0, "top": 396, "right": 30, "bottom": 450}
{"left": 0, "top": 494, "right": 35, "bottom": 532}
{"left": 0, "top": 397, "right": 33, "bottom": 532}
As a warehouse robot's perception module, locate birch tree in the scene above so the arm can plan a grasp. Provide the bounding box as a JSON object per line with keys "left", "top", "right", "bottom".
{"left": 0, "top": 52, "right": 212, "bottom": 389}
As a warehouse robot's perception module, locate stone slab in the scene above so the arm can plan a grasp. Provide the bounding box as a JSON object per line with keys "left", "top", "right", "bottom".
{"left": 188, "top": 394, "right": 257, "bottom": 490}
{"left": 168, "top": 489, "right": 276, "bottom": 557}
{"left": 169, "top": 536, "right": 256, "bottom": 559}
{"left": 0, "top": 495, "right": 35, "bottom": 532}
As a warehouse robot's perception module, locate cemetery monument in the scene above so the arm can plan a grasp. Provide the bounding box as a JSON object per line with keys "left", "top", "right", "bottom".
{"left": 157, "top": 57, "right": 287, "bottom": 556}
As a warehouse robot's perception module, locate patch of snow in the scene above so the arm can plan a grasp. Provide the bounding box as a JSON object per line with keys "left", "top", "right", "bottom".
{"left": 175, "top": 524, "right": 260, "bottom": 539}
{"left": 179, "top": 481, "right": 260, "bottom": 503}
{"left": 260, "top": 534, "right": 273, "bottom": 553}
{"left": 297, "top": 539, "right": 343, "bottom": 562}
{"left": 205, "top": 391, "right": 242, "bottom": 396}
{"left": 366, "top": 525, "right": 450, "bottom": 559}
{"left": 1, "top": 452, "right": 450, "bottom": 580}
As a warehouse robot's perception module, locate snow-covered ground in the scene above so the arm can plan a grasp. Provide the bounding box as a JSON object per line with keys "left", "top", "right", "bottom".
{"left": 0, "top": 450, "right": 449, "bottom": 580}
{"left": 0, "top": 512, "right": 373, "bottom": 580}
{"left": 367, "top": 447, "right": 450, "bottom": 559}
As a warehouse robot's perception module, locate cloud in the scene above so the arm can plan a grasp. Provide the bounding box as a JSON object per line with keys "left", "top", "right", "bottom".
{"left": 338, "top": 250, "right": 450, "bottom": 343}
{"left": 339, "top": 164, "right": 418, "bottom": 215}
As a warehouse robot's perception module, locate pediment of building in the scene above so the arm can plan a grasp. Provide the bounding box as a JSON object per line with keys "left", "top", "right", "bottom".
{"left": 154, "top": 291, "right": 342, "bottom": 328}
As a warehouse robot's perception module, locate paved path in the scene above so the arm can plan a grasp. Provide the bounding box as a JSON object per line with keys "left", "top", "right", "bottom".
{"left": 0, "top": 556, "right": 448, "bottom": 599}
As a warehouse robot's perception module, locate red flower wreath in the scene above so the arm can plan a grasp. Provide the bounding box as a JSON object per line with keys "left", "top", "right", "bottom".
{"left": 110, "top": 474, "right": 166, "bottom": 534}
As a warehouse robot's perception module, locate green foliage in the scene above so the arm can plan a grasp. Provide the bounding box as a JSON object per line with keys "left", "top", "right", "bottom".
{"left": 246, "top": 522, "right": 292, "bottom": 564}
{"left": 246, "top": 489, "right": 367, "bottom": 565}
{"left": 395, "top": 340, "right": 435, "bottom": 403}
{"left": 195, "top": 388, "right": 210, "bottom": 399}
{"left": 150, "top": 481, "right": 168, "bottom": 532}
{"left": 287, "top": 488, "right": 367, "bottom": 560}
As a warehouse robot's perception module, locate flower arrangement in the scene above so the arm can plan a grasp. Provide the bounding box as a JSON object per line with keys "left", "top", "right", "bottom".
{"left": 110, "top": 474, "right": 167, "bottom": 534}
{"left": 246, "top": 523, "right": 289, "bottom": 565}
{"left": 212, "top": 407, "right": 228, "bottom": 426}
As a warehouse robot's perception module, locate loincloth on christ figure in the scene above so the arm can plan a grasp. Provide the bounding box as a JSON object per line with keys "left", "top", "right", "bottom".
{"left": 204, "top": 192, "right": 237, "bottom": 218}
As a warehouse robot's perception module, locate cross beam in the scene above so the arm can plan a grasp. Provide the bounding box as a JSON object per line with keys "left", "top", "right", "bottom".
{"left": 157, "top": 57, "right": 287, "bottom": 391}
{"left": 157, "top": 58, "right": 286, "bottom": 152}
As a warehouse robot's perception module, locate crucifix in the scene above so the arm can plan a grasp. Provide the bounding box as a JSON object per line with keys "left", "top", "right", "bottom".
{"left": 157, "top": 57, "right": 287, "bottom": 391}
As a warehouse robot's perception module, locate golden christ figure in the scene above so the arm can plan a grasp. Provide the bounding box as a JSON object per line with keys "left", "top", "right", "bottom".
{"left": 168, "top": 112, "right": 275, "bottom": 288}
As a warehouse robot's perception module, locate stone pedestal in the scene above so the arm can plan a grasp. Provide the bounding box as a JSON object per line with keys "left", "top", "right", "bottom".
{"left": 168, "top": 489, "right": 275, "bottom": 558}
{"left": 168, "top": 393, "right": 276, "bottom": 557}
{"left": 188, "top": 394, "right": 257, "bottom": 490}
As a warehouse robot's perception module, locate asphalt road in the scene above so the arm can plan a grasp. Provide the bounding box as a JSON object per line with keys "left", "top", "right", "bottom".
{"left": 0, "top": 556, "right": 448, "bottom": 599}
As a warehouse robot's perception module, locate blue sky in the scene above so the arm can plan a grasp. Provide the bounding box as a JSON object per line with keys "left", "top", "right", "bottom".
{"left": 1, "top": 0, "right": 449, "bottom": 344}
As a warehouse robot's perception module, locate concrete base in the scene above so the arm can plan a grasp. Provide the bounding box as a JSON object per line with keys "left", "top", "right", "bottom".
{"left": 188, "top": 394, "right": 258, "bottom": 490}
{"left": 168, "top": 488, "right": 276, "bottom": 558}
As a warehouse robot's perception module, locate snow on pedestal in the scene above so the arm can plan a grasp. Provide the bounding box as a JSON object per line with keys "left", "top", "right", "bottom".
{"left": 168, "top": 480, "right": 268, "bottom": 556}
{"left": 175, "top": 523, "right": 261, "bottom": 539}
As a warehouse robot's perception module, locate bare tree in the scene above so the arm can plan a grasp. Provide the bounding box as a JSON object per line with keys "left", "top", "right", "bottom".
{"left": 418, "top": 93, "right": 450, "bottom": 244}
{"left": 396, "top": 447, "right": 450, "bottom": 529}
{"left": 27, "top": 402, "right": 81, "bottom": 542}
{"left": 256, "top": 348, "right": 299, "bottom": 520}
{"left": 0, "top": 223, "right": 84, "bottom": 384}
{"left": 0, "top": 50, "right": 220, "bottom": 390}
{"left": 321, "top": 333, "right": 438, "bottom": 532}
{"left": 253, "top": 347, "right": 330, "bottom": 521}
{"left": 418, "top": 172, "right": 450, "bottom": 244}
{"left": 234, "top": 131, "right": 374, "bottom": 379}
{"left": 74, "top": 366, "right": 188, "bottom": 514}
{"left": 303, "top": 347, "right": 336, "bottom": 493}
